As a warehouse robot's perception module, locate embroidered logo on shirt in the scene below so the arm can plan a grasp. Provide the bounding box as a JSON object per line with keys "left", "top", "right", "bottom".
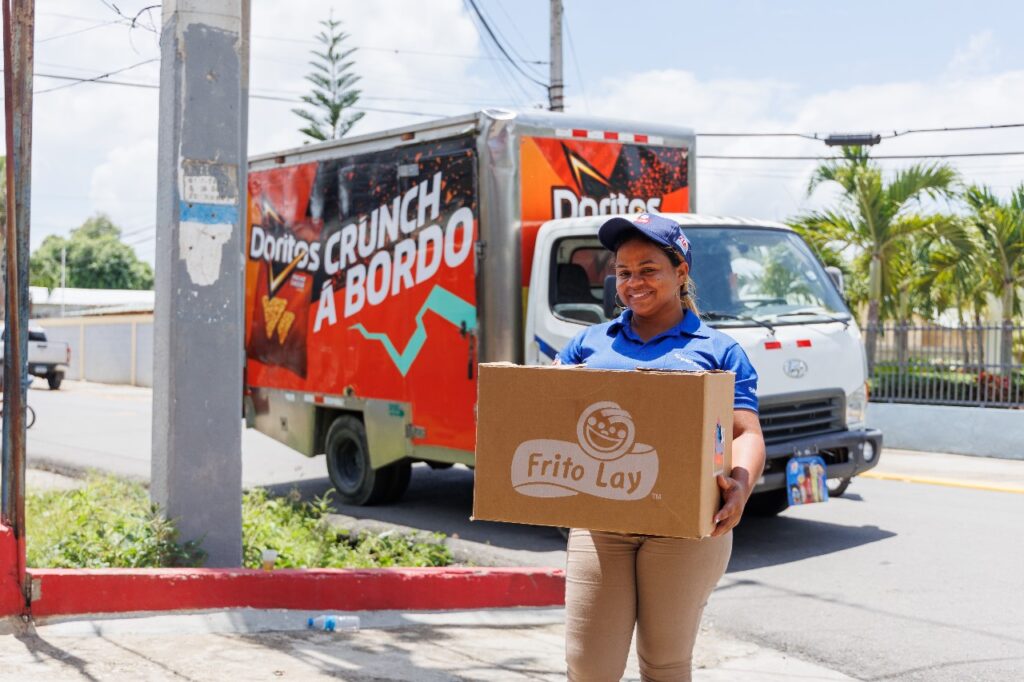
{"left": 671, "top": 352, "right": 702, "bottom": 368}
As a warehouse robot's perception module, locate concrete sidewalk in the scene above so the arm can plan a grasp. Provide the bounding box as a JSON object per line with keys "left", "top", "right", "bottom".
{"left": 0, "top": 608, "right": 854, "bottom": 681}
{"left": 865, "top": 447, "right": 1024, "bottom": 491}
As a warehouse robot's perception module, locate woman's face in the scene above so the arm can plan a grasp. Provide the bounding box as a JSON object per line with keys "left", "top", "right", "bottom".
{"left": 613, "top": 237, "right": 689, "bottom": 319}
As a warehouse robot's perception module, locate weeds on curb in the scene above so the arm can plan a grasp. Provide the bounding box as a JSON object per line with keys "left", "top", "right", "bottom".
{"left": 27, "top": 475, "right": 452, "bottom": 569}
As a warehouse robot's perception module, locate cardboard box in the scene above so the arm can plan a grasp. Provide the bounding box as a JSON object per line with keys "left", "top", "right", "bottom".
{"left": 473, "top": 363, "right": 734, "bottom": 539}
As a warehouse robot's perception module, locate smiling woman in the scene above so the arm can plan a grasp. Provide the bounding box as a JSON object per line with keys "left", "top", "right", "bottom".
{"left": 555, "top": 213, "right": 766, "bottom": 681}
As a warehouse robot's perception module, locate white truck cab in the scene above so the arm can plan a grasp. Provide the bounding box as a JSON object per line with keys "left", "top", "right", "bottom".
{"left": 526, "top": 214, "right": 882, "bottom": 510}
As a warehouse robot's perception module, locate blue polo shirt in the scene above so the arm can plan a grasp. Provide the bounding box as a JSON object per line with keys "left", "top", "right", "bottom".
{"left": 556, "top": 309, "right": 759, "bottom": 413}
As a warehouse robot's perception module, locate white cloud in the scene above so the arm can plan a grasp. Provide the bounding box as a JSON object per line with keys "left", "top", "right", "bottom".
{"left": 578, "top": 32, "right": 1024, "bottom": 222}
{"left": 12, "top": 5, "right": 1024, "bottom": 268}
{"left": 946, "top": 30, "right": 997, "bottom": 79}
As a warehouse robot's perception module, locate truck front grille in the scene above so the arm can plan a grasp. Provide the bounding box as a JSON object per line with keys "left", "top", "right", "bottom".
{"left": 758, "top": 391, "right": 845, "bottom": 446}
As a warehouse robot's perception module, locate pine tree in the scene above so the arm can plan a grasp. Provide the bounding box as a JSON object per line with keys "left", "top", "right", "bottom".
{"left": 293, "top": 14, "right": 364, "bottom": 142}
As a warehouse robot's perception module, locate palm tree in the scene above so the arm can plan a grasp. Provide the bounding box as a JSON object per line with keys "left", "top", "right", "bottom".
{"left": 791, "top": 146, "right": 958, "bottom": 372}
{"left": 917, "top": 219, "right": 990, "bottom": 371}
{"left": 963, "top": 184, "right": 1024, "bottom": 376}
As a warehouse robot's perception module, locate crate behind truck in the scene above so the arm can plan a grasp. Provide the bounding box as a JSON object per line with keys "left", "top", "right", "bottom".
{"left": 243, "top": 109, "right": 881, "bottom": 514}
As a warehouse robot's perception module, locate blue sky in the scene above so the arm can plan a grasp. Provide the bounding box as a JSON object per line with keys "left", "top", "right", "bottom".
{"left": 18, "top": 1, "right": 1024, "bottom": 262}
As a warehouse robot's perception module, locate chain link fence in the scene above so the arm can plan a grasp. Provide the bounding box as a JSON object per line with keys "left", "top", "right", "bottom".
{"left": 867, "top": 323, "right": 1024, "bottom": 408}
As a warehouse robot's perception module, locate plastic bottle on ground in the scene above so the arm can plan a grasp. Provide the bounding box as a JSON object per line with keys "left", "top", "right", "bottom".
{"left": 307, "top": 615, "right": 360, "bottom": 632}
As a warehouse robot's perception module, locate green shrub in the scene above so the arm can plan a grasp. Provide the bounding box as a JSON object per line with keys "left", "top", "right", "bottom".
{"left": 27, "top": 476, "right": 452, "bottom": 569}
{"left": 27, "top": 475, "right": 204, "bottom": 568}
{"left": 241, "top": 488, "right": 452, "bottom": 569}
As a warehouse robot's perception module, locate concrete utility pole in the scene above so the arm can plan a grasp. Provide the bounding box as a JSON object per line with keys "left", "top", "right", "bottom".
{"left": 152, "top": 0, "right": 250, "bottom": 567}
{"left": 549, "top": 0, "right": 564, "bottom": 111}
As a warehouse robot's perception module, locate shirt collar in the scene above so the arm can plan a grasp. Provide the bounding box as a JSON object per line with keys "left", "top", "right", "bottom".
{"left": 607, "top": 309, "right": 710, "bottom": 342}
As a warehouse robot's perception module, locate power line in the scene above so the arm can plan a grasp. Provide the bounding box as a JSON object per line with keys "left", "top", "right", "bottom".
{"left": 491, "top": 0, "right": 544, "bottom": 62}
{"left": 34, "top": 58, "right": 158, "bottom": 94}
{"left": 463, "top": 0, "right": 548, "bottom": 89}
{"left": 470, "top": 0, "right": 547, "bottom": 82}
{"left": 36, "top": 19, "right": 122, "bottom": 43}
{"left": 697, "top": 122, "right": 1024, "bottom": 140}
{"left": 252, "top": 33, "right": 548, "bottom": 64}
{"left": 699, "top": 150, "right": 1024, "bottom": 161}
{"left": 26, "top": 71, "right": 449, "bottom": 117}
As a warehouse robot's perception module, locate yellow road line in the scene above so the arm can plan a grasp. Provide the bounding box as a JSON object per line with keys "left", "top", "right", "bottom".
{"left": 860, "top": 470, "right": 1024, "bottom": 494}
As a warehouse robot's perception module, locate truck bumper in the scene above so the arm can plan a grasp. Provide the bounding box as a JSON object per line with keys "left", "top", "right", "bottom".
{"left": 28, "top": 363, "right": 66, "bottom": 378}
{"left": 756, "top": 428, "right": 883, "bottom": 492}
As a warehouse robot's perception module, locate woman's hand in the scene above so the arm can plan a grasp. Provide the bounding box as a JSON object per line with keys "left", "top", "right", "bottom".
{"left": 712, "top": 472, "right": 750, "bottom": 536}
{"left": 711, "top": 409, "right": 765, "bottom": 537}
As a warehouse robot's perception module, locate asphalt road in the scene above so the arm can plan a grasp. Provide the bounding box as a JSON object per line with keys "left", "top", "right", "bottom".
{"left": 17, "top": 380, "right": 1024, "bottom": 681}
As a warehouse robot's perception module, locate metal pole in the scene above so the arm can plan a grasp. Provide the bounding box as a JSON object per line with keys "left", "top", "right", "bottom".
{"left": 548, "top": 0, "right": 563, "bottom": 111}
{"left": 59, "top": 246, "right": 65, "bottom": 317}
{"left": 1, "top": 0, "right": 33, "bottom": 605}
{"left": 151, "top": 0, "right": 246, "bottom": 566}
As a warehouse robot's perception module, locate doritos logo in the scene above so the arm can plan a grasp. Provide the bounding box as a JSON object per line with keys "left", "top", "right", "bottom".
{"left": 552, "top": 147, "right": 663, "bottom": 219}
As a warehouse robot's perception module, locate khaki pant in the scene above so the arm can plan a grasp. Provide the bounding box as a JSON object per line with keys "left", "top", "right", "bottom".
{"left": 565, "top": 529, "right": 733, "bottom": 682}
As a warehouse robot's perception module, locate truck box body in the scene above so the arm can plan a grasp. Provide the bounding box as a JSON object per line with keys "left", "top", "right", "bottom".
{"left": 244, "top": 111, "right": 695, "bottom": 468}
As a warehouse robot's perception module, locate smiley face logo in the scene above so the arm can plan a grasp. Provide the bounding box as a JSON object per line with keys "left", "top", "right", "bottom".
{"left": 576, "top": 401, "right": 636, "bottom": 461}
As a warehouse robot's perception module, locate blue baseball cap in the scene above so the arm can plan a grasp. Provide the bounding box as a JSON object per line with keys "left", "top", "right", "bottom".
{"left": 598, "top": 213, "right": 692, "bottom": 268}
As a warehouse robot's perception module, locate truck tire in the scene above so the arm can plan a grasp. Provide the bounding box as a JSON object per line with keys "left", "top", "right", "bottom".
{"left": 324, "top": 415, "right": 396, "bottom": 506}
{"left": 745, "top": 488, "right": 789, "bottom": 517}
{"left": 827, "top": 475, "right": 852, "bottom": 497}
{"left": 46, "top": 372, "right": 63, "bottom": 390}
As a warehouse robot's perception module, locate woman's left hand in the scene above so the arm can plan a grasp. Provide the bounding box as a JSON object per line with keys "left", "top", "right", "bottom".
{"left": 711, "top": 473, "right": 749, "bottom": 537}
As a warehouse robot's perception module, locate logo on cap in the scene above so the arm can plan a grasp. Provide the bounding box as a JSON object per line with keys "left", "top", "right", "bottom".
{"left": 634, "top": 213, "right": 651, "bottom": 224}
{"left": 675, "top": 233, "right": 690, "bottom": 256}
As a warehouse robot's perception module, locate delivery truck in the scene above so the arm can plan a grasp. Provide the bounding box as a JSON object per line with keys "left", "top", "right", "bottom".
{"left": 243, "top": 109, "right": 882, "bottom": 513}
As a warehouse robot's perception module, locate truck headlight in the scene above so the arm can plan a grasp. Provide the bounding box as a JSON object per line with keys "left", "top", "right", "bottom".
{"left": 846, "top": 384, "right": 867, "bottom": 429}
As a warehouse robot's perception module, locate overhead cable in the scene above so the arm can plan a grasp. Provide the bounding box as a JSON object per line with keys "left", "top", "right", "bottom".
{"left": 463, "top": 0, "right": 548, "bottom": 89}
{"left": 700, "top": 151, "right": 1024, "bottom": 161}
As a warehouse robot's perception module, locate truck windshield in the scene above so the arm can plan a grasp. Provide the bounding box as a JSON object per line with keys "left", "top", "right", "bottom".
{"left": 548, "top": 226, "right": 850, "bottom": 327}
{"left": 685, "top": 227, "right": 851, "bottom": 326}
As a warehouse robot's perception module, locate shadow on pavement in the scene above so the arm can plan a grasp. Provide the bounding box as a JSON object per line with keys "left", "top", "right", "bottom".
{"left": 728, "top": 515, "right": 897, "bottom": 572}
{"left": 266, "top": 466, "right": 897, "bottom": 568}
{"left": 13, "top": 633, "right": 102, "bottom": 682}
{"left": 264, "top": 465, "right": 569, "bottom": 554}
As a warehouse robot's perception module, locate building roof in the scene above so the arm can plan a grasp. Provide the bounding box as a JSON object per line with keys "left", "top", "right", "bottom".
{"left": 29, "top": 287, "right": 155, "bottom": 308}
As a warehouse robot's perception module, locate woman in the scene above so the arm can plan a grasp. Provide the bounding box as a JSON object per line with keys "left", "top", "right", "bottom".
{"left": 556, "top": 213, "right": 766, "bottom": 681}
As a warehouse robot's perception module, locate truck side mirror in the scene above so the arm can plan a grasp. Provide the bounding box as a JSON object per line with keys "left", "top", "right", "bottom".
{"left": 825, "top": 266, "right": 845, "bottom": 295}
{"left": 603, "top": 275, "right": 618, "bottom": 320}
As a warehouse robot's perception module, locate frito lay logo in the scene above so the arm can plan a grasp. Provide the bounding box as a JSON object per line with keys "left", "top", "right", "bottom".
{"left": 511, "top": 402, "right": 658, "bottom": 501}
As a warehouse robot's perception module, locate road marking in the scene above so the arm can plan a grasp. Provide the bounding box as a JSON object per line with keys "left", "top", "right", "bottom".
{"left": 860, "top": 470, "right": 1024, "bottom": 494}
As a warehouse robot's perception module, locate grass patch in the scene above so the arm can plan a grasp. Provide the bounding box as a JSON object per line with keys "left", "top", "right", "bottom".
{"left": 27, "top": 475, "right": 452, "bottom": 569}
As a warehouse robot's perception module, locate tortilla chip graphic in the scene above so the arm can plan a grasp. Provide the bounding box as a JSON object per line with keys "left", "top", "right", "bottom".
{"left": 262, "top": 295, "right": 287, "bottom": 340}
{"left": 277, "top": 311, "right": 295, "bottom": 344}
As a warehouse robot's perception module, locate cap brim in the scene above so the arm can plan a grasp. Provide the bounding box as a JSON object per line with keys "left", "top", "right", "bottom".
{"left": 598, "top": 217, "right": 640, "bottom": 252}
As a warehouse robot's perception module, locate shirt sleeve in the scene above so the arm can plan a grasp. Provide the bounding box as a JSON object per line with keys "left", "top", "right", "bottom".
{"left": 722, "top": 342, "right": 759, "bottom": 413}
{"left": 556, "top": 330, "right": 586, "bottom": 365}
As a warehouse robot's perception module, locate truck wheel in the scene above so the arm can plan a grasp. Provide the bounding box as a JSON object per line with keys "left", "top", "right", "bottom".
{"left": 325, "top": 415, "right": 395, "bottom": 506}
{"left": 827, "top": 475, "right": 852, "bottom": 497}
{"left": 46, "top": 372, "right": 63, "bottom": 390}
{"left": 745, "top": 489, "right": 789, "bottom": 517}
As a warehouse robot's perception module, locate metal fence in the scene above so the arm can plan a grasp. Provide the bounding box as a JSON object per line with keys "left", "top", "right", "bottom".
{"left": 867, "top": 323, "right": 1024, "bottom": 408}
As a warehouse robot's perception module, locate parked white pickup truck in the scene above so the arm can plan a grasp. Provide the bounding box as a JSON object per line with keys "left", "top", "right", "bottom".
{"left": 0, "top": 324, "right": 71, "bottom": 390}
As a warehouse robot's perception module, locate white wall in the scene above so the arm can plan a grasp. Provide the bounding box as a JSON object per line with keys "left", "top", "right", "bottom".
{"left": 35, "top": 315, "right": 153, "bottom": 388}
{"left": 867, "top": 403, "right": 1024, "bottom": 460}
